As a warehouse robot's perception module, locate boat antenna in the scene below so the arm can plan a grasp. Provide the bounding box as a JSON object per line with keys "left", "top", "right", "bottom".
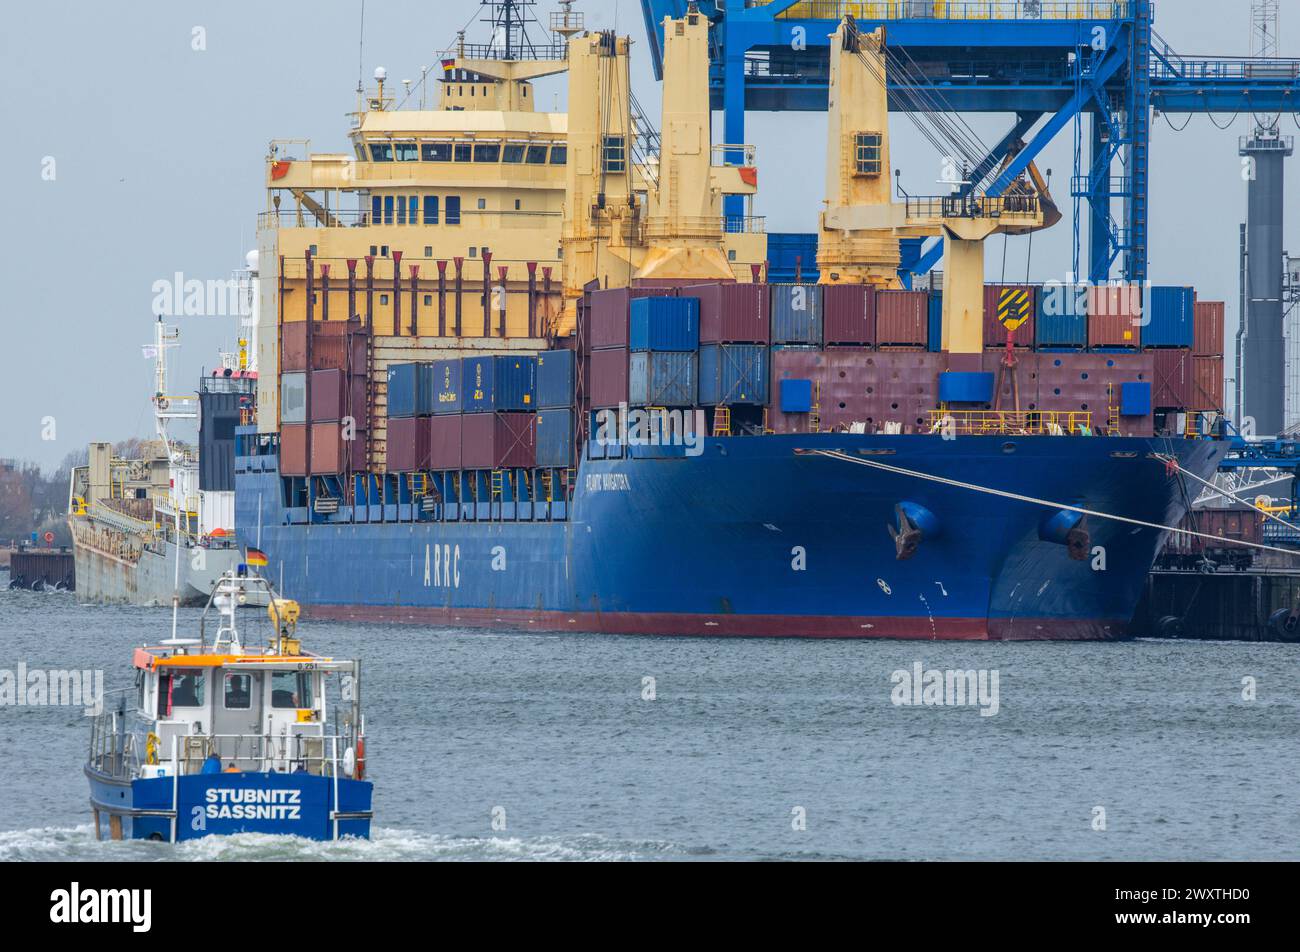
{"left": 356, "top": 0, "right": 367, "bottom": 94}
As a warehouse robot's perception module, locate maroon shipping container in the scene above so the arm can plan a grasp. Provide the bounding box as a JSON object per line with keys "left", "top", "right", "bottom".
{"left": 1192, "top": 355, "right": 1225, "bottom": 410}
{"left": 428, "top": 415, "right": 463, "bottom": 470}
{"left": 280, "top": 423, "right": 307, "bottom": 476}
{"left": 589, "top": 348, "right": 629, "bottom": 408}
{"left": 310, "top": 369, "right": 346, "bottom": 422}
{"left": 1194, "top": 301, "right": 1225, "bottom": 357}
{"left": 281, "top": 321, "right": 368, "bottom": 373}
{"left": 310, "top": 421, "right": 362, "bottom": 474}
{"left": 386, "top": 416, "right": 430, "bottom": 473}
{"left": 588, "top": 288, "right": 673, "bottom": 350}
{"left": 1152, "top": 348, "right": 1193, "bottom": 409}
{"left": 281, "top": 322, "right": 308, "bottom": 373}
{"left": 875, "top": 290, "right": 929, "bottom": 346}
{"left": 983, "top": 284, "right": 1036, "bottom": 348}
{"left": 1165, "top": 508, "right": 1262, "bottom": 557}
{"left": 1088, "top": 284, "right": 1142, "bottom": 348}
{"left": 769, "top": 347, "right": 940, "bottom": 433}
{"left": 461, "top": 412, "right": 537, "bottom": 469}
{"left": 686, "top": 282, "right": 770, "bottom": 344}
{"left": 822, "top": 285, "right": 877, "bottom": 346}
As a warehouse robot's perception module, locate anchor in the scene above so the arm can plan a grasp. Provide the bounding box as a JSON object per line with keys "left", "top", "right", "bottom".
{"left": 1065, "top": 515, "right": 1091, "bottom": 562}
{"left": 888, "top": 504, "right": 924, "bottom": 561}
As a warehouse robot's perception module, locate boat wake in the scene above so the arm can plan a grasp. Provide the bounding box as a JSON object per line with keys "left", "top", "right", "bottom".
{"left": 0, "top": 825, "right": 691, "bottom": 862}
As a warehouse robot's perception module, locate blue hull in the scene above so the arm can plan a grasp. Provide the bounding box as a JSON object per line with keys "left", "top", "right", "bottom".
{"left": 236, "top": 434, "right": 1228, "bottom": 640}
{"left": 86, "top": 767, "right": 372, "bottom": 842}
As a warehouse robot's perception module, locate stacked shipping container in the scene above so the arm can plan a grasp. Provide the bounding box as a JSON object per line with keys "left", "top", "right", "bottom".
{"left": 280, "top": 318, "right": 369, "bottom": 477}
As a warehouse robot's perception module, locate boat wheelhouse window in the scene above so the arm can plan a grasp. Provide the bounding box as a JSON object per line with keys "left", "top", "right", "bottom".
{"left": 473, "top": 143, "right": 501, "bottom": 163}
{"left": 446, "top": 195, "right": 462, "bottom": 225}
{"left": 371, "top": 196, "right": 381, "bottom": 224}
{"left": 502, "top": 144, "right": 526, "bottom": 164}
{"left": 424, "top": 195, "right": 439, "bottom": 225}
{"left": 224, "top": 674, "right": 252, "bottom": 710}
{"left": 602, "top": 136, "right": 625, "bottom": 173}
{"left": 159, "top": 669, "right": 205, "bottom": 715}
{"left": 396, "top": 196, "right": 407, "bottom": 225}
{"left": 453, "top": 143, "right": 473, "bottom": 163}
{"left": 394, "top": 141, "right": 419, "bottom": 162}
{"left": 136, "top": 671, "right": 146, "bottom": 713}
{"left": 526, "top": 144, "right": 548, "bottom": 165}
{"left": 369, "top": 142, "right": 394, "bottom": 162}
{"left": 271, "top": 671, "right": 313, "bottom": 709}
{"left": 422, "top": 142, "right": 453, "bottom": 162}
{"left": 550, "top": 145, "right": 568, "bottom": 165}
{"left": 383, "top": 196, "right": 395, "bottom": 225}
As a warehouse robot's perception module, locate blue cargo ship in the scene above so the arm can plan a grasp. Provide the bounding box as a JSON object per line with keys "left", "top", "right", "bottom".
{"left": 236, "top": 429, "right": 1226, "bottom": 640}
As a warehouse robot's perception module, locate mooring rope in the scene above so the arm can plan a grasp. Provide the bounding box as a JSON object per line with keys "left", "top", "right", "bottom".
{"left": 808, "top": 449, "right": 1300, "bottom": 558}
{"left": 1152, "top": 453, "right": 1299, "bottom": 532}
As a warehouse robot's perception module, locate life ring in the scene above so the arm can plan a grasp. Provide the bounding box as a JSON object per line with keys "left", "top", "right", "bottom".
{"left": 145, "top": 732, "right": 160, "bottom": 766}
{"left": 354, "top": 738, "right": 366, "bottom": 781}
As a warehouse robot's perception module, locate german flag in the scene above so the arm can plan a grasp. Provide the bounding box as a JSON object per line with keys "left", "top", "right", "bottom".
{"left": 246, "top": 547, "right": 269, "bottom": 568}
{"left": 441, "top": 58, "right": 457, "bottom": 73}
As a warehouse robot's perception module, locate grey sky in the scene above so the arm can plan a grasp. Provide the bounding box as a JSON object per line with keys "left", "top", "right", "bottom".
{"left": 2, "top": 0, "right": 1295, "bottom": 470}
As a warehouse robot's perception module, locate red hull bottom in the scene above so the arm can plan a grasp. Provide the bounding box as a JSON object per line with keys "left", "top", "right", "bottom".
{"left": 303, "top": 604, "right": 1128, "bottom": 642}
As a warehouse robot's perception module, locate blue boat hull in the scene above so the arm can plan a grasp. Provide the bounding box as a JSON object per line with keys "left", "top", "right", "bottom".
{"left": 86, "top": 767, "right": 372, "bottom": 842}
{"left": 236, "top": 434, "right": 1228, "bottom": 640}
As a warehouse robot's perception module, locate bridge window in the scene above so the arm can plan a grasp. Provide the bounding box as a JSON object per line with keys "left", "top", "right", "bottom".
{"left": 223, "top": 674, "right": 252, "bottom": 711}
{"left": 371, "top": 196, "right": 381, "bottom": 224}
{"left": 446, "top": 195, "right": 462, "bottom": 225}
{"left": 408, "top": 196, "right": 419, "bottom": 223}
{"left": 397, "top": 197, "right": 407, "bottom": 225}
{"left": 368, "top": 142, "right": 394, "bottom": 162}
{"left": 424, "top": 195, "right": 440, "bottom": 225}
{"left": 454, "top": 143, "right": 473, "bottom": 163}
{"left": 394, "top": 141, "right": 419, "bottom": 162}
{"left": 526, "top": 144, "right": 549, "bottom": 165}
{"left": 550, "top": 145, "right": 568, "bottom": 166}
{"left": 271, "top": 671, "right": 313, "bottom": 710}
{"left": 502, "top": 144, "right": 526, "bottom": 164}
{"left": 422, "top": 141, "right": 452, "bottom": 162}
{"left": 602, "top": 136, "right": 625, "bottom": 173}
{"left": 474, "top": 142, "right": 501, "bottom": 163}
{"left": 855, "top": 133, "right": 883, "bottom": 176}
{"left": 160, "top": 669, "right": 206, "bottom": 713}
{"left": 383, "top": 196, "right": 395, "bottom": 225}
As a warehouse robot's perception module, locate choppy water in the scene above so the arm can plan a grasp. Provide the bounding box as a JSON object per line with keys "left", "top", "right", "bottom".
{"left": 1, "top": 575, "right": 1297, "bottom": 861}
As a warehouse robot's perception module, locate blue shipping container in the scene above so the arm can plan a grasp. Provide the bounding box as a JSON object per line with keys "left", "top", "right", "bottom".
{"left": 770, "top": 284, "right": 824, "bottom": 345}
{"left": 928, "top": 293, "right": 943, "bottom": 353}
{"left": 386, "top": 363, "right": 421, "bottom": 418}
{"left": 780, "top": 379, "right": 814, "bottom": 413}
{"left": 1036, "top": 285, "right": 1089, "bottom": 348}
{"left": 462, "top": 355, "right": 537, "bottom": 413}
{"left": 536, "top": 408, "right": 574, "bottom": 467}
{"left": 698, "top": 344, "right": 769, "bottom": 405}
{"left": 432, "top": 359, "right": 463, "bottom": 415}
{"left": 629, "top": 297, "right": 700, "bottom": 352}
{"left": 536, "top": 350, "right": 575, "bottom": 409}
{"left": 1144, "top": 286, "right": 1195, "bottom": 348}
{"left": 628, "top": 352, "right": 697, "bottom": 406}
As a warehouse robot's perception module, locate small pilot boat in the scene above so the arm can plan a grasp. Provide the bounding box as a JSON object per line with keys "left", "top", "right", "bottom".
{"left": 85, "top": 567, "right": 372, "bottom": 842}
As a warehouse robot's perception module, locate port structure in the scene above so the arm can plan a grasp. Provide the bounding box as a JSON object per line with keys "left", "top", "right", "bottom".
{"left": 639, "top": 0, "right": 1300, "bottom": 286}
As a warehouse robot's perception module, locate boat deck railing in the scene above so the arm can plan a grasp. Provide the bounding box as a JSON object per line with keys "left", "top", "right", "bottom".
{"left": 87, "top": 693, "right": 141, "bottom": 781}
{"left": 755, "top": 1, "right": 1132, "bottom": 20}
{"left": 929, "top": 409, "right": 1095, "bottom": 436}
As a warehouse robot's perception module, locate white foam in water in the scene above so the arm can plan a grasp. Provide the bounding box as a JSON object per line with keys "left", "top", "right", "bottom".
{"left": 0, "top": 825, "right": 683, "bottom": 862}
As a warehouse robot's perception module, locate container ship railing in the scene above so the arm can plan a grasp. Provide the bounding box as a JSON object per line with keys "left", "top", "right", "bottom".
{"left": 930, "top": 409, "right": 1095, "bottom": 436}
{"left": 754, "top": 1, "right": 1133, "bottom": 20}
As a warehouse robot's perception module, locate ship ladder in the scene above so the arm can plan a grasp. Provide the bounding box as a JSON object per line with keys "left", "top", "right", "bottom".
{"left": 713, "top": 406, "right": 732, "bottom": 437}
{"left": 540, "top": 469, "right": 554, "bottom": 503}
{"left": 809, "top": 381, "right": 822, "bottom": 434}
{"left": 490, "top": 470, "right": 504, "bottom": 501}
{"left": 1106, "top": 384, "right": 1120, "bottom": 434}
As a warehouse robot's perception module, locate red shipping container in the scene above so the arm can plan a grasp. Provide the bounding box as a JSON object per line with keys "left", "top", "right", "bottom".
{"left": 1192, "top": 355, "right": 1225, "bottom": 410}
{"left": 875, "top": 290, "right": 928, "bottom": 346}
{"left": 280, "top": 424, "right": 307, "bottom": 476}
{"left": 590, "top": 348, "right": 629, "bottom": 408}
{"left": 310, "top": 369, "right": 346, "bottom": 422}
{"left": 822, "top": 285, "right": 877, "bottom": 346}
{"left": 281, "top": 322, "right": 308, "bottom": 372}
{"left": 1152, "top": 348, "right": 1193, "bottom": 409}
{"left": 428, "top": 415, "right": 463, "bottom": 470}
{"left": 310, "top": 421, "right": 359, "bottom": 474}
{"left": 686, "top": 282, "right": 770, "bottom": 344}
{"left": 386, "top": 416, "right": 430, "bottom": 472}
{"left": 281, "top": 321, "right": 368, "bottom": 373}
{"left": 983, "top": 285, "right": 1036, "bottom": 348}
{"left": 1088, "top": 284, "right": 1142, "bottom": 348}
{"left": 1194, "top": 301, "right": 1225, "bottom": 357}
{"left": 461, "top": 412, "right": 537, "bottom": 469}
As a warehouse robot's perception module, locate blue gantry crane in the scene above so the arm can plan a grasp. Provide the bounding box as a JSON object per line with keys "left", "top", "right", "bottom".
{"left": 637, "top": 0, "right": 1300, "bottom": 287}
